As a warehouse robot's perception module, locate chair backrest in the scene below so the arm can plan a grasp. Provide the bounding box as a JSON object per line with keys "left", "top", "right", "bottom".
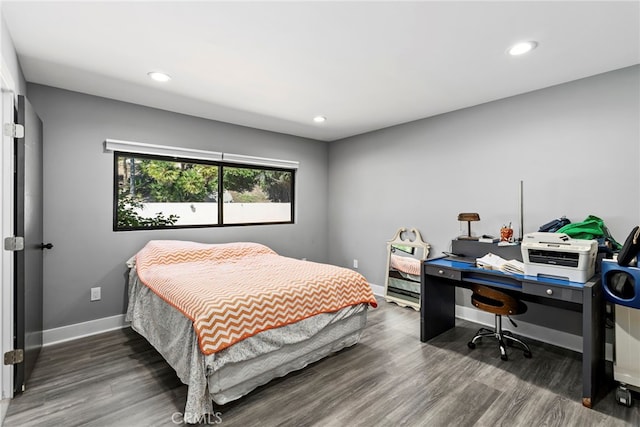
{"left": 470, "top": 284, "right": 527, "bottom": 316}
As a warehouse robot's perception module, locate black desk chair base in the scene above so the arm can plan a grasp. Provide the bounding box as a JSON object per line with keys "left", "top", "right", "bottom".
{"left": 467, "top": 315, "right": 532, "bottom": 361}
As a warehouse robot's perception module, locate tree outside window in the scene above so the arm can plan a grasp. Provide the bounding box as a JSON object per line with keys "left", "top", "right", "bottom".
{"left": 114, "top": 153, "right": 294, "bottom": 230}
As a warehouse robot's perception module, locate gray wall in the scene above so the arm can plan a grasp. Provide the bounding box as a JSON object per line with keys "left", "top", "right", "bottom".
{"left": 23, "top": 65, "right": 640, "bottom": 332}
{"left": 327, "top": 66, "right": 640, "bottom": 321}
{"left": 27, "top": 84, "right": 329, "bottom": 330}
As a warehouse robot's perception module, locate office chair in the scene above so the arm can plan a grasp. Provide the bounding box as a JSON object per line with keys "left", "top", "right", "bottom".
{"left": 467, "top": 284, "right": 532, "bottom": 361}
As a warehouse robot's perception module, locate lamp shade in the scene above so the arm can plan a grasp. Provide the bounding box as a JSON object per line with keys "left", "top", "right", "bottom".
{"left": 458, "top": 213, "right": 480, "bottom": 222}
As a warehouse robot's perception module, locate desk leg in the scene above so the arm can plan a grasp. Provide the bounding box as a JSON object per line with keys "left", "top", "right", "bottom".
{"left": 420, "top": 274, "right": 456, "bottom": 342}
{"left": 582, "top": 280, "right": 605, "bottom": 408}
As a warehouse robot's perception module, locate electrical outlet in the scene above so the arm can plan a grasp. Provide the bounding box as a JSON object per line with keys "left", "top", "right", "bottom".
{"left": 353, "top": 259, "right": 358, "bottom": 269}
{"left": 90, "top": 287, "right": 101, "bottom": 301}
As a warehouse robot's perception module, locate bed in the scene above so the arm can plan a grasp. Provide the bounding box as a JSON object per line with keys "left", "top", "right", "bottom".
{"left": 125, "top": 240, "right": 377, "bottom": 423}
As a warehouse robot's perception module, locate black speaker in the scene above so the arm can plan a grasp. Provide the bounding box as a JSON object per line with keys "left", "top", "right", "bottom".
{"left": 602, "top": 259, "right": 640, "bottom": 309}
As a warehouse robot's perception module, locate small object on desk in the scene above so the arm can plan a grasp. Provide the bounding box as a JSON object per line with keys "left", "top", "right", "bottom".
{"left": 458, "top": 212, "right": 480, "bottom": 240}
{"left": 442, "top": 251, "right": 464, "bottom": 258}
{"left": 442, "top": 251, "right": 476, "bottom": 264}
{"left": 500, "top": 224, "right": 514, "bottom": 242}
{"left": 498, "top": 241, "right": 519, "bottom": 247}
{"left": 479, "top": 235, "right": 499, "bottom": 243}
{"left": 521, "top": 232, "right": 597, "bottom": 283}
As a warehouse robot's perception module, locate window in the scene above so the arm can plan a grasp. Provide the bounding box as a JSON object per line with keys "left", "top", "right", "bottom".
{"left": 114, "top": 152, "right": 295, "bottom": 231}
{"left": 222, "top": 166, "right": 293, "bottom": 224}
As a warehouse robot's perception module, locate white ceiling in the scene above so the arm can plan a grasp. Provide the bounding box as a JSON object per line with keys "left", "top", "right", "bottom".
{"left": 2, "top": 1, "right": 639, "bottom": 141}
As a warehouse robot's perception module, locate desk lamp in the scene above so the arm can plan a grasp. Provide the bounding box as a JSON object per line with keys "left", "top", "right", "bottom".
{"left": 458, "top": 213, "right": 480, "bottom": 240}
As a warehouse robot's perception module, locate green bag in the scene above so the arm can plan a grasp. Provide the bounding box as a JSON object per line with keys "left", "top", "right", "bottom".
{"left": 557, "top": 215, "right": 621, "bottom": 249}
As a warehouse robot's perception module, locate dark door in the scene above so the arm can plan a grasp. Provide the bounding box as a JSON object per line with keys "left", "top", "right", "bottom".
{"left": 14, "top": 95, "right": 44, "bottom": 393}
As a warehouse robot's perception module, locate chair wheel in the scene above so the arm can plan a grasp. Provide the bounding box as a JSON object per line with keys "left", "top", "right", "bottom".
{"left": 467, "top": 342, "right": 476, "bottom": 349}
{"left": 500, "top": 354, "right": 508, "bottom": 361}
{"left": 524, "top": 351, "right": 532, "bottom": 358}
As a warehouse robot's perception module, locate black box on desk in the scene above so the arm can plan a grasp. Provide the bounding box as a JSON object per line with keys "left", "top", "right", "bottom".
{"left": 452, "top": 239, "right": 523, "bottom": 261}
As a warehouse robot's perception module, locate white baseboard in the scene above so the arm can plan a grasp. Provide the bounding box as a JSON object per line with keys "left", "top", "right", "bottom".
{"left": 456, "top": 305, "right": 583, "bottom": 354}
{"left": 40, "top": 294, "right": 614, "bottom": 362}
{"left": 43, "top": 314, "right": 129, "bottom": 347}
{"left": 375, "top": 284, "right": 609, "bottom": 358}
{"left": 374, "top": 279, "right": 615, "bottom": 361}
{"left": 372, "top": 282, "right": 583, "bottom": 353}
{"left": 369, "top": 282, "right": 384, "bottom": 297}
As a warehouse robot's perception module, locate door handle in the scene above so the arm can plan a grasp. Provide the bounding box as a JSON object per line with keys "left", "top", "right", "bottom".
{"left": 40, "top": 243, "right": 53, "bottom": 250}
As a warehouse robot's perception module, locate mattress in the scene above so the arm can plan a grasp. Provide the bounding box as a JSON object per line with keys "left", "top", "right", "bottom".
{"left": 126, "top": 268, "right": 369, "bottom": 423}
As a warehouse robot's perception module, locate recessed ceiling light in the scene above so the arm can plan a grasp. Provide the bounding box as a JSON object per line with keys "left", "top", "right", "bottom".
{"left": 148, "top": 71, "right": 172, "bottom": 82}
{"left": 313, "top": 116, "right": 326, "bottom": 123}
{"left": 508, "top": 41, "right": 538, "bottom": 56}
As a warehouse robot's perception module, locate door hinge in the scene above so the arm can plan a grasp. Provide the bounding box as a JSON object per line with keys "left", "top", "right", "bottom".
{"left": 4, "top": 349, "right": 24, "bottom": 365}
{"left": 4, "top": 236, "right": 24, "bottom": 251}
{"left": 3, "top": 123, "right": 24, "bottom": 138}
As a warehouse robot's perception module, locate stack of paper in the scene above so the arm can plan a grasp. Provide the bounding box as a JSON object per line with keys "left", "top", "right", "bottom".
{"left": 501, "top": 260, "right": 525, "bottom": 274}
{"left": 476, "top": 253, "right": 507, "bottom": 270}
{"left": 476, "top": 253, "right": 524, "bottom": 275}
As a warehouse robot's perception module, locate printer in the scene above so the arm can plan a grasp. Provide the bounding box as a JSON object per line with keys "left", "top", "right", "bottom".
{"left": 521, "top": 232, "right": 597, "bottom": 283}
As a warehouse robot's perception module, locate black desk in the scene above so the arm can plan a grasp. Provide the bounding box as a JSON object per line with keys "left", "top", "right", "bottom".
{"left": 420, "top": 256, "right": 605, "bottom": 408}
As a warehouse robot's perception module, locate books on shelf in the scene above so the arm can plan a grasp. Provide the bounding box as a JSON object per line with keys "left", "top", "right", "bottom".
{"left": 475, "top": 253, "right": 524, "bottom": 275}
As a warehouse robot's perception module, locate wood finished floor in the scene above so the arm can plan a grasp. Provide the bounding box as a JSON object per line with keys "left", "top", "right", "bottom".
{"left": 3, "top": 300, "right": 639, "bottom": 427}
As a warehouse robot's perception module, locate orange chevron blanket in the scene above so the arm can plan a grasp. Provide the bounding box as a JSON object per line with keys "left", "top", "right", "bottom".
{"left": 135, "top": 240, "right": 377, "bottom": 355}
